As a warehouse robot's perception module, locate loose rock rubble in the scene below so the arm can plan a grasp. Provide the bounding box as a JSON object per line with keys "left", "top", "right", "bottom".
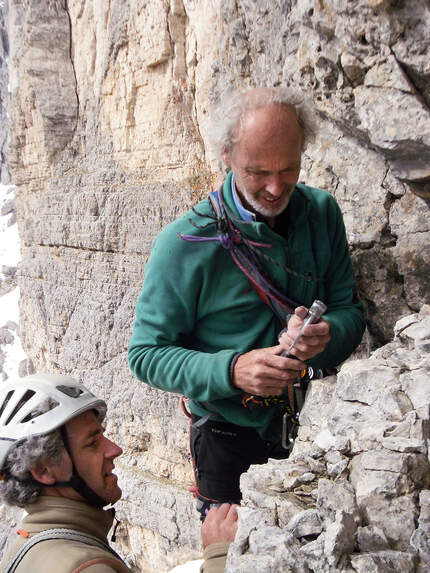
{"left": 227, "top": 306, "right": 430, "bottom": 572}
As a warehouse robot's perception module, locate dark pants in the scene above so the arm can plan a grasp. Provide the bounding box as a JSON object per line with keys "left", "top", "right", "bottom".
{"left": 189, "top": 414, "right": 289, "bottom": 519}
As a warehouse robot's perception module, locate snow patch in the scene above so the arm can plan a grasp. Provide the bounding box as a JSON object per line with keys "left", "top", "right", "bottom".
{"left": 168, "top": 559, "right": 203, "bottom": 573}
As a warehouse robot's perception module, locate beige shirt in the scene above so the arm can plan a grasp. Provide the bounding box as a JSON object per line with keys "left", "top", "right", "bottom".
{"left": 0, "top": 497, "right": 131, "bottom": 572}
{"left": 200, "top": 542, "right": 230, "bottom": 573}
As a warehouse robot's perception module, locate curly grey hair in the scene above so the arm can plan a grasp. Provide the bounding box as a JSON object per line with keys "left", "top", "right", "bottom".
{"left": 209, "top": 87, "right": 316, "bottom": 163}
{"left": 0, "top": 405, "right": 65, "bottom": 508}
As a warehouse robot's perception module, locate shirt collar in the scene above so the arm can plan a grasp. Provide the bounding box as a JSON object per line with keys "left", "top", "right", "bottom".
{"left": 230, "top": 174, "right": 256, "bottom": 222}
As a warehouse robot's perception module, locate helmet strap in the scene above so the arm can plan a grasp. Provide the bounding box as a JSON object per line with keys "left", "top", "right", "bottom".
{"left": 58, "top": 426, "right": 108, "bottom": 508}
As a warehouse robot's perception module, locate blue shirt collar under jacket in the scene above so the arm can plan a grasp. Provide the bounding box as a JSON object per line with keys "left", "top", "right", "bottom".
{"left": 231, "top": 174, "right": 256, "bottom": 222}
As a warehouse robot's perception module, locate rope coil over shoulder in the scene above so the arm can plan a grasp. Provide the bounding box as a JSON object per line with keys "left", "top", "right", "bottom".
{"left": 178, "top": 186, "right": 311, "bottom": 325}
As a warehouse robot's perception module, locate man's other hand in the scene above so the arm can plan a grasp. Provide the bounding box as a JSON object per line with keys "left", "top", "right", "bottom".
{"left": 232, "top": 346, "right": 306, "bottom": 396}
{"left": 201, "top": 503, "right": 239, "bottom": 548}
{"left": 279, "top": 306, "right": 330, "bottom": 361}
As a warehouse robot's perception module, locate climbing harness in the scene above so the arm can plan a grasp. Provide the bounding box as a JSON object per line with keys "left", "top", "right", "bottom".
{"left": 241, "top": 366, "right": 326, "bottom": 453}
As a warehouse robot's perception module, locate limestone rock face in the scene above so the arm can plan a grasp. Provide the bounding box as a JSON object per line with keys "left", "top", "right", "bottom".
{"left": 5, "top": 1, "right": 218, "bottom": 570}
{"left": 229, "top": 307, "right": 430, "bottom": 571}
{"left": 2, "top": 0, "right": 430, "bottom": 571}
{"left": 0, "top": 4, "right": 10, "bottom": 185}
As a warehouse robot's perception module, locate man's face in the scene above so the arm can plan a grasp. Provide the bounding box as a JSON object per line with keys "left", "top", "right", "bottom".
{"left": 223, "top": 104, "right": 303, "bottom": 222}
{"left": 49, "top": 410, "right": 123, "bottom": 505}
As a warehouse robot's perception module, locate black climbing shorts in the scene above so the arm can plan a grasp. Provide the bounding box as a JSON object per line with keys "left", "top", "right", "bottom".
{"left": 189, "top": 414, "right": 289, "bottom": 507}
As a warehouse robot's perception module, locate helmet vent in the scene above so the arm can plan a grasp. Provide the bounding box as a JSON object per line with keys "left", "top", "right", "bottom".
{"left": 0, "top": 390, "right": 14, "bottom": 419}
{"left": 56, "top": 385, "right": 84, "bottom": 398}
{"left": 5, "top": 390, "right": 36, "bottom": 425}
{"left": 21, "top": 398, "right": 60, "bottom": 423}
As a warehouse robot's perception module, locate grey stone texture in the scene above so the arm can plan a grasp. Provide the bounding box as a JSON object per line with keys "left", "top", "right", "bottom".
{"left": 1, "top": 0, "right": 429, "bottom": 571}
{"left": 410, "top": 490, "right": 430, "bottom": 572}
{"left": 0, "top": 2, "right": 10, "bottom": 184}
{"left": 226, "top": 308, "right": 430, "bottom": 571}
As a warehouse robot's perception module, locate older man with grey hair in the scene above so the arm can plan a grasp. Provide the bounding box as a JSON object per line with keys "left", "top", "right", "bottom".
{"left": 128, "top": 87, "right": 365, "bottom": 519}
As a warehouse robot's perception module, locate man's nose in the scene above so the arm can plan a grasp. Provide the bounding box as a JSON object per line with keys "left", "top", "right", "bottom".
{"left": 104, "top": 437, "right": 123, "bottom": 458}
{"left": 265, "top": 174, "right": 284, "bottom": 197}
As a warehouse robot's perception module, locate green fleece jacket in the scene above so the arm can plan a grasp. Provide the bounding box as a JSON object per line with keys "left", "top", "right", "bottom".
{"left": 128, "top": 173, "right": 365, "bottom": 441}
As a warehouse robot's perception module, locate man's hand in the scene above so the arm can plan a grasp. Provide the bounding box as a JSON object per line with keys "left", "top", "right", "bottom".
{"left": 279, "top": 306, "right": 330, "bottom": 361}
{"left": 201, "top": 504, "right": 239, "bottom": 549}
{"left": 232, "top": 345, "right": 306, "bottom": 396}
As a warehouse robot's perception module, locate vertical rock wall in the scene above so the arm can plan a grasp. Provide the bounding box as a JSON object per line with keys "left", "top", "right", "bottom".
{"left": 0, "top": 1, "right": 9, "bottom": 185}
{"left": 4, "top": 0, "right": 430, "bottom": 571}
{"left": 0, "top": 1, "right": 25, "bottom": 555}
{"left": 6, "top": 1, "right": 220, "bottom": 570}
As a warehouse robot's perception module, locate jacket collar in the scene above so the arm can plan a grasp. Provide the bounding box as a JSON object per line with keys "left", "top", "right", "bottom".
{"left": 23, "top": 496, "right": 115, "bottom": 542}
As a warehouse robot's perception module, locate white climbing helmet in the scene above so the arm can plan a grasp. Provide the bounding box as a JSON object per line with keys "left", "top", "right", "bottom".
{"left": 0, "top": 373, "right": 107, "bottom": 471}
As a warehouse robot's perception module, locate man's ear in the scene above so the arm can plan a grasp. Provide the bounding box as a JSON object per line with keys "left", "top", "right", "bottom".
{"left": 30, "top": 461, "right": 61, "bottom": 485}
{"left": 221, "top": 149, "right": 232, "bottom": 169}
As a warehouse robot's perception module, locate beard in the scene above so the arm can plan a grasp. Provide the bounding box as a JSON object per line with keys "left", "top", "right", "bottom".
{"left": 237, "top": 183, "right": 293, "bottom": 219}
